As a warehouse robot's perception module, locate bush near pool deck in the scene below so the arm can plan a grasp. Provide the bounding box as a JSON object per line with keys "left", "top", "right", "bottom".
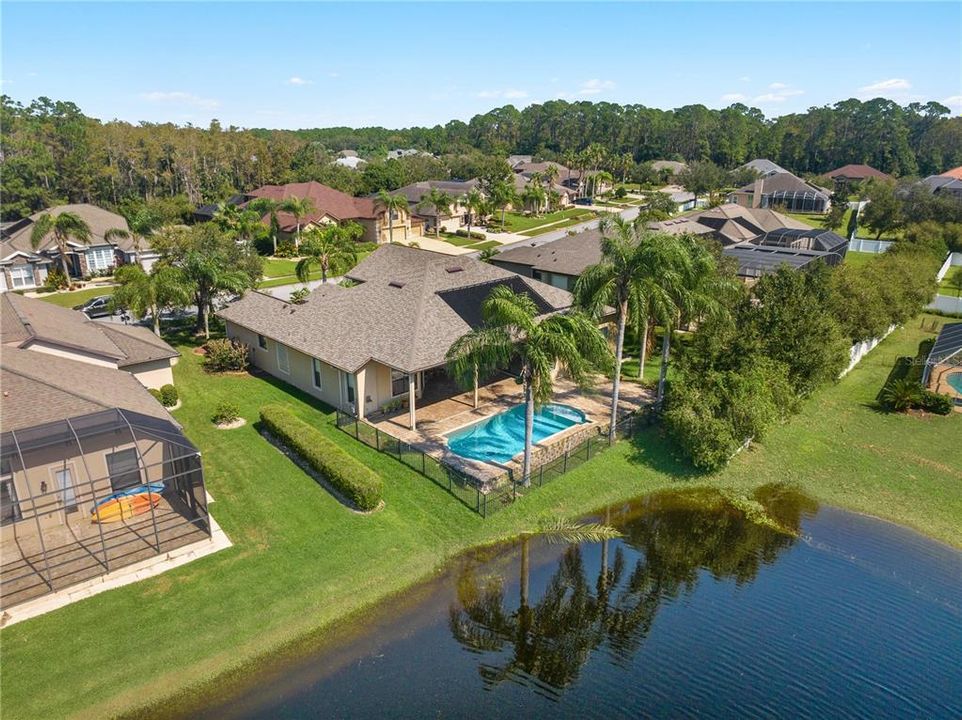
{"left": 260, "top": 404, "right": 383, "bottom": 511}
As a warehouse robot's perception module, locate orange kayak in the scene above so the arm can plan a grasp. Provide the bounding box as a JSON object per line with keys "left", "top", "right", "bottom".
{"left": 91, "top": 492, "right": 161, "bottom": 523}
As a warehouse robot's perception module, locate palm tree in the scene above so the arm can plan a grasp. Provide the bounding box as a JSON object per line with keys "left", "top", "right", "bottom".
{"left": 462, "top": 189, "right": 484, "bottom": 240}
{"left": 376, "top": 191, "right": 409, "bottom": 244}
{"left": 575, "top": 217, "right": 686, "bottom": 440}
{"left": 881, "top": 378, "right": 921, "bottom": 411}
{"left": 419, "top": 189, "right": 454, "bottom": 238}
{"left": 446, "top": 286, "right": 611, "bottom": 485}
{"left": 110, "top": 264, "right": 192, "bottom": 336}
{"left": 248, "top": 198, "right": 283, "bottom": 255}
{"left": 591, "top": 170, "right": 614, "bottom": 199}
{"left": 521, "top": 183, "right": 547, "bottom": 215}
{"left": 295, "top": 224, "right": 360, "bottom": 284}
{"left": 489, "top": 180, "right": 517, "bottom": 229}
{"left": 541, "top": 163, "right": 559, "bottom": 189}
{"left": 279, "top": 196, "right": 315, "bottom": 250}
{"left": 182, "top": 251, "right": 251, "bottom": 339}
{"left": 29, "top": 211, "right": 92, "bottom": 278}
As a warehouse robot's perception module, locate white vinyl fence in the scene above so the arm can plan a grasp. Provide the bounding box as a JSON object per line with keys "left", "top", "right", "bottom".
{"left": 926, "top": 252, "right": 962, "bottom": 316}
{"left": 840, "top": 324, "right": 898, "bottom": 377}
{"left": 848, "top": 238, "right": 893, "bottom": 254}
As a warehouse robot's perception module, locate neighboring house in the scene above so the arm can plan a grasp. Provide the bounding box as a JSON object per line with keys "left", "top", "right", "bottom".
{"left": 752, "top": 227, "right": 848, "bottom": 260}
{"left": 489, "top": 229, "right": 603, "bottom": 291}
{"left": 649, "top": 203, "right": 811, "bottom": 246}
{"left": 728, "top": 173, "right": 832, "bottom": 213}
{"left": 651, "top": 160, "right": 687, "bottom": 182}
{"left": 334, "top": 156, "right": 367, "bottom": 170}
{"left": 393, "top": 180, "right": 481, "bottom": 234}
{"left": 243, "top": 181, "right": 417, "bottom": 244}
{"left": 826, "top": 164, "right": 891, "bottom": 183}
{"left": 0, "top": 204, "right": 149, "bottom": 290}
{"left": 386, "top": 148, "right": 433, "bottom": 160}
{"left": 218, "top": 245, "right": 571, "bottom": 428}
{"left": 656, "top": 185, "right": 703, "bottom": 213}
{"left": 737, "top": 158, "right": 788, "bottom": 177}
{"left": 0, "top": 347, "right": 211, "bottom": 611}
{"left": 507, "top": 155, "right": 533, "bottom": 169}
{"left": 193, "top": 194, "right": 246, "bottom": 224}
{"left": 1, "top": 293, "right": 180, "bottom": 389}
{"left": 922, "top": 322, "right": 962, "bottom": 409}
{"left": 721, "top": 244, "right": 837, "bottom": 283}
{"left": 921, "top": 167, "right": 962, "bottom": 200}
{"left": 512, "top": 161, "right": 610, "bottom": 198}
{"left": 337, "top": 149, "right": 359, "bottom": 158}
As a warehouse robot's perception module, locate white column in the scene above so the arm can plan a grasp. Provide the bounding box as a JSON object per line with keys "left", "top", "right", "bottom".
{"left": 355, "top": 368, "right": 366, "bottom": 421}
{"left": 408, "top": 373, "right": 416, "bottom": 430}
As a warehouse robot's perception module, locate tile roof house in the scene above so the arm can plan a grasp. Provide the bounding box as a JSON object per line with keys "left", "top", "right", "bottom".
{"left": 218, "top": 245, "right": 572, "bottom": 427}
{"left": 826, "top": 164, "right": 891, "bottom": 182}
{"left": 0, "top": 204, "right": 156, "bottom": 291}
{"left": 242, "top": 181, "right": 416, "bottom": 245}
{"left": 0, "top": 347, "right": 213, "bottom": 613}
{"left": 1, "top": 293, "right": 180, "bottom": 389}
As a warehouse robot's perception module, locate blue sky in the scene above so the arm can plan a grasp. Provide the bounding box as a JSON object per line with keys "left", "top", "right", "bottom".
{"left": 2, "top": 2, "right": 960, "bottom": 129}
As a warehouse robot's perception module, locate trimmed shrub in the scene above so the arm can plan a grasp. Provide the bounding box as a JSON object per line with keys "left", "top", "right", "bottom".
{"left": 203, "top": 338, "right": 250, "bottom": 372}
{"left": 919, "top": 390, "right": 953, "bottom": 415}
{"left": 148, "top": 388, "right": 163, "bottom": 403}
{"left": 260, "top": 404, "right": 382, "bottom": 511}
{"left": 274, "top": 241, "right": 298, "bottom": 258}
{"left": 211, "top": 402, "right": 240, "bottom": 425}
{"left": 454, "top": 229, "right": 486, "bottom": 240}
{"left": 45, "top": 268, "right": 69, "bottom": 290}
{"left": 159, "top": 384, "right": 179, "bottom": 407}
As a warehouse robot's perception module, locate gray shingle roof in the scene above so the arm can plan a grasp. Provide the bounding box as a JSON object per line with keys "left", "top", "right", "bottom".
{"left": 649, "top": 203, "right": 810, "bottom": 246}
{"left": 738, "top": 159, "right": 788, "bottom": 176}
{"left": 1, "top": 293, "right": 178, "bottom": 366}
{"left": 1, "top": 204, "right": 131, "bottom": 257}
{"left": 218, "top": 245, "right": 572, "bottom": 373}
{"left": 0, "top": 348, "right": 173, "bottom": 432}
{"left": 490, "top": 229, "right": 604, "bottom": 278}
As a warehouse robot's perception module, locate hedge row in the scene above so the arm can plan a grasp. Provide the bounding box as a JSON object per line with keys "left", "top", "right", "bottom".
{"left": 260, "top": 404, "right": 383, "bottom": 511}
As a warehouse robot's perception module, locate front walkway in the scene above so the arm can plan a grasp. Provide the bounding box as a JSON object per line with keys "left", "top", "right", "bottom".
{"left": 367, "top": 374, "right": 651, "bottom": 486}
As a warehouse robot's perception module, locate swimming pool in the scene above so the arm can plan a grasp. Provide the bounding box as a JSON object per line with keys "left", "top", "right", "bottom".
{"left": 447, "top": 403, "right": 587, "bottom": 464}
{"left": 948, "top": 372, "right": 962, "bottom": 394}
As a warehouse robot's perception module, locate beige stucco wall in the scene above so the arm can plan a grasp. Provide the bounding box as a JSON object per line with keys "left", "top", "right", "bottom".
{"left": 128, "top": 359, "right": 176, "bottom": 390}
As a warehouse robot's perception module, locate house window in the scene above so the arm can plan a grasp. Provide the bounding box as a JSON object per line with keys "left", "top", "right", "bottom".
{"left": 1, "top": 457, "right": 21, "bottom": 526}
{"left": 391, "top": 370, "right": 418, "bottom": 397}
{"left": 258, "top": 334, "right": 268, "bottom": 350}
{"left": 86, "top": 246, "right": 115, "bottom": 272}
{"left": 276, "top": 343, "right": 290, "bottom": 374}
{"left": 312, "top": 358, "right": 323, "bottom": 389}
{"left": 106, "top": 448, "right": 141, "bottom": 492}
{"left": 9, "top": 266, "right": 34, "bottom": 289}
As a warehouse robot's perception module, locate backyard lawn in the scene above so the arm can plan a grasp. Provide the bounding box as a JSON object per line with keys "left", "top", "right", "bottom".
{"left": 35, "top": 285, "right": 116, "bottom": 308}
{"left": 939, "top": 265, "right": 962, "bottom": 295}
{"left": 1, "top": 315, "right": 959, "bottom": 720}
{"left": 843, "top": 251, "right": 880, "bottom": 268}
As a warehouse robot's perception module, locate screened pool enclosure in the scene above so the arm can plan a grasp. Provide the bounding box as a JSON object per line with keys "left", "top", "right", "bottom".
{"left": 1, "top": 408, "right": 209, "bottom": 609}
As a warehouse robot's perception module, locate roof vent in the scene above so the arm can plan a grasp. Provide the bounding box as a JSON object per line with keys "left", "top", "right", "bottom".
{"left": 445, "top": 265, "right": 463, "bottom": 273}
{"left": 389, "top": 280, "right": 406, "bottom": 289}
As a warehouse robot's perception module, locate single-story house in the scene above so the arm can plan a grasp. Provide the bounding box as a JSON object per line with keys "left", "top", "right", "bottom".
{"left": 0, "top": 204, "right": 149, "bottom": 290}
{"left": 921, "top": 167, "right": 962, "bottom": 200}
{"left": 1, "top": 293, "right": 180, "bottom": 389}
{"left": 721, "top": 244, "right": 836, "bottom": 283}
{"left": 512, "top": 161, "right": 608, "bottom": 198}
{"left": 650, "top": 160, "right": 687, "bottom": 182}
{"left": 922, "top": 321, "right": 962, "bottom": 409}
{"left": 729, "top": 174, "right": 832, "bottom": 213}
{"left": 0, "top": 347, "right": 210, "bottom": 611}
{"left": 393, "top": 180, "right": 481, "bottom": 234}
{"left": 507, "top": 155, "right": 533, "bottom": 169}
{"left": 386, "top": 148, "right": 434, "bottom": 160}
{"left": 649, "top": 203, "right": 811, "bottom": 246}
{"left": 218, "top": 245, "right": 572, "bottom": 429}
{"left": 243, "top": 181, "right": 417, "bottom": 245}
{"left": 334, "top": 156, "right": 367, "bottom": 170}
{"left": 489, "top": 229, "right": 603, "bottom": 291}
{"left": 826, "top": 164, "right": 891, "bottom": 183}
{"left": 193, "top": 194, "right": 247, "bottom": 224}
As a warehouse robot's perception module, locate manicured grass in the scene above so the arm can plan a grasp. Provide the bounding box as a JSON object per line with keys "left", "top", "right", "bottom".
{"left": 256, "top": 252, "right": 373, "bottom": 289}
{"left": 262, "top": 257, "right": 299, "bottom": 278}
{"left": 519, "top": 213, "right": 598, "bottom": 237}
{"left": 492, "top": 208, "right": 595, "bottom": 234}
{"left": 438, "top": 232, "right": 479, "bottom": 247}
{"left": 467, "top": 239, "right": 501, "bottom": 251}
{"left": 938, "top": 266, "right": 962, "bottom": 295}
{"left": 35, "top": 285, "right": 115, "bottom": 308}
{"left": 1, "top": 316, "right": 960, "bottom": 719}
{"left": 844, "top": 251, "right": 880, "bottom": 268}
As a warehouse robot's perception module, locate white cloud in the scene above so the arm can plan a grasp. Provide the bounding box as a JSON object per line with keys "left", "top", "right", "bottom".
{"left": 768, "top": 82, "right": 788, "bottom": 90}
{"left": 859, "top": 78, "right": 911, "bottom": 93}
{"left": 751, "top": 83, "right": 804, "bottom": 104}
{"left": 477, "top": 88, "right": 529, "bottom": 100}
{"left": 286, "top": 76, "right": 312, "bottom": 86}
{"left": 943, "top": 95, "right": 962, "bottom": 109}
{"left": 720, "top": 93, "right": 747, "bottom": 103}
{"left": 577, "top": 78, "right": 616, "bottom": 96}
{"left": 139, "top": 91, "right": 220, "bottom": 109}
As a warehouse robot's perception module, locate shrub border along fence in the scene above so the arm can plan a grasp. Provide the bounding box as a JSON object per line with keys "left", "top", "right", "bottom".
{"left": 335, "top": 408, "right": 654, "bottom": 517}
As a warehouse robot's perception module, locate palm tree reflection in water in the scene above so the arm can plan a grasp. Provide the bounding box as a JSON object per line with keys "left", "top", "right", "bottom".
{"left": 449, "top": 485, "right": 817, "bottom": 698}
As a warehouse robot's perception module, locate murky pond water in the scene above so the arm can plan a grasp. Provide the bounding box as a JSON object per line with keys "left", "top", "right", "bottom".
{"left": 195, "top": 487, "right": 962, "bottom": 719}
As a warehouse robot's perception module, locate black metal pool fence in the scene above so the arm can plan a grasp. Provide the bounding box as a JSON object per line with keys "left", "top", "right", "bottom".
{"left": 334, "top": 408, "right": 654, "bottom": 517}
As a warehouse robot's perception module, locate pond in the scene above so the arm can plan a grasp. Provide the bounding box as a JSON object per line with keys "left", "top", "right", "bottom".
{"left": 192, "top": 486, "right": 962, "bottom": 719}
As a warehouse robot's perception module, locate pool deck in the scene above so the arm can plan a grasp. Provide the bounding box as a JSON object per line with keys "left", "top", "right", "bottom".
{"left": 928, "top": 364, "right": 962, "bottom": 412}
{"left": 366, "top": 374, "right": 652, "bottom": 486}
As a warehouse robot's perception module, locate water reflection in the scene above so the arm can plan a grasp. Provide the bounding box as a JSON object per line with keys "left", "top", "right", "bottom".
{"left": 449, "top": 485, "right": 818, "bottom": 697}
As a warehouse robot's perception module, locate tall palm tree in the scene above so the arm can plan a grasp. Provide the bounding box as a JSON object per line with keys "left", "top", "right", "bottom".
{"left": 575, "top": 217, "right": 686, "bottom": 440}
{"left": 419, "top": 189, "right": 453, "bottom": 237}
{"left": 248, "top": 197, "right": 283, "bottom": 255}
{"left": 521, "top": 183, "right": 547, "bottom": 215}
{"left": 279, "top": 196, "right": 315, "bottom": 250}
{"left": 591, "top": 170, "right": 614, "bottom": 199}
{"left": 489, "top": 180, "right": 517, "bottom": 229}
{"left": 110, "top": 264, "right": 192, "bottom": 336}
{"left": 182, "top": 251, "right": 251, "bottom": 339}
{"left": 446, "top": 286, "right": 611, "bottom": 485}
{"left": 295, "top": 224, "right": 360, "bottom": 284}
{"left": 462, "top": 189, "right": 484, "bottom": 240}
{"left": 541, "top": 163, "right": 559, "bottom": 189}
{"left": 29, "top": 211, "right": 92, "bottom": 278}
{"left": 376, "top": 190, "right": 409, "bottom": 244}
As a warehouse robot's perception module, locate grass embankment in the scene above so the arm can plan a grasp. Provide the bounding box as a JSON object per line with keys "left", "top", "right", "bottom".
{"left": 843, "top": 251, "right": 880, "bottom": 269}
{"left": 35, "top": 285, "right": 115, "bottom": 308}
{"left": 1, "top": 316, "right": 959, "bottom": 720}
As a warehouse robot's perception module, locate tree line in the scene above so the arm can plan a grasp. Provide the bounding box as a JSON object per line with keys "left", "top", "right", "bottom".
{"left": 3, "top": 95, "right": 960, "bottom": 221}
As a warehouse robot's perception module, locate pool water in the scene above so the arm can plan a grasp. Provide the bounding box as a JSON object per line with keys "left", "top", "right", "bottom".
{"left": 948, "top": 372, "right": 962, "bottom": 394}
{"left": 447, "top": 403, "right": 586, "bottom": 464}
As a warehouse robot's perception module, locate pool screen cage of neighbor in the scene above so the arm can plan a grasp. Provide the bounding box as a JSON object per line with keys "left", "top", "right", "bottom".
{"left": 0, "top": 408, "right": 210, "bottom": 609}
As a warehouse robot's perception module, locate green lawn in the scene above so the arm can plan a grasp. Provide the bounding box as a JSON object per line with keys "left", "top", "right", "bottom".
{"left": 262, "top": 257, "right": 299, "bottom": 278}
{"left": 492, "top": 208, "right": 595, "bottom": 234}
{"left": 844, "top": 251, "right": 880, "bottom": 269}
{"left": 438, "top": 232, "right": 479, "bottom": 247}
{"left": 938, "top": 266, "right": 962, "bottom": 295}
{"left": 467, "top": 239, "right": 501, "bottom": 251}
{"left": 35, "top": 285, "right": 116, "bottom": 308}
{"left": 1, "top": 316, "right": 960, "bottom": 719}
{"left": 256, "top": 251, "right": 373, "bottom": 289}
{"left": 519, "top": 214, "right": 598, "bottom": 237}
